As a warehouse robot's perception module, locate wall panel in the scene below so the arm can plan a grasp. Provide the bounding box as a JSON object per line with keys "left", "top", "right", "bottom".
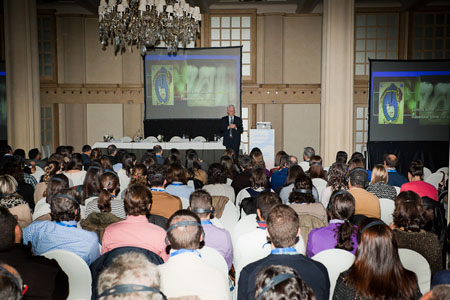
{"left": 86, "top": 104, "right": 123, "bottom": 145}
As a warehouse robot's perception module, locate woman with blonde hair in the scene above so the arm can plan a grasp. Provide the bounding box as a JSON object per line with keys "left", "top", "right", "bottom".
{"left": 367, "top": 164, "right": 397, "bottom": 200}
{"left": 0, "top": 174, "right": 32, "bottom": 228}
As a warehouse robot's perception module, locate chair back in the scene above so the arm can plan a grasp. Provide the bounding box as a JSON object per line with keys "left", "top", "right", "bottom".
{"left": 218, "top": 201, "right": 238, "bottom": 234}
{"left": 379, "top": 198, "right": 395, "bottom": 225}
{"left": 398, "top": 248, "right": 431, "bottom": 295}
{"left": 231, "top": 214, "right": 258, "bottom": 247}
{"left": 169, "top": 136, "right": 182, "bottom": 142}
{"left": 193, "top": 136, "right": 206, "bottom": 142}
{"left": 423, "top": 167, "right": 432, "bottom": 181}
{"left": 394, "top": 186, "right": 401, "bottom": 195}
{"left": 436, "top": 167, "right": 449, "bottom": 176}
{"left": 144, "top": 136, "right": 158, "bottom": 142}
{"left": 312, "top": 249, "right": 355, "bottom": 299}
{"left": 42, "top": 249, "right": 92, "bottom": 300}
{"left": 179, "top": 197, "right": 190, "bottom": 209}
{"left": 198, "top": 246, "right": 228, "bottom": 276}
{"left": 425, "top": 172, "right": 445, "bottom": 190}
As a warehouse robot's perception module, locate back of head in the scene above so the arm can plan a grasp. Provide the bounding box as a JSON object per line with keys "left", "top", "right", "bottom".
{"left": 153, "top": 145, "right": 163, "bottom": 154}
{"left": 166, "top": 210, "right": 202, "bottom": 250}
{"left": 255, "top": 265, "right": 316, "bottom": 300}
{"left": 256, "top": 191, "right": 281, "bottom": 221}
{"left": 147, "top": 166, "right": 166, "bottom": 188}
{"left": 0, "top": 264, "right": 23, "bottom": 300}
{"left": 98, "top": 172, "right": 121, "bottom": 213}
{"left": 97, "top": 252, "right": 162, "bottom": 300}
{"left": 348, "top": 158, "right": 364, "bottom": 171}
{"left": 100, "top": 157, "right": 114, "bottom": 172}
{"left": 384, "top": 154, "right": 398, "bottom": 169}
{"left": 250, "top": 148, "right": 266, "bottom": 169}
{"left": 64, "top": 153, "right": 83, "bottom": 171}
{"left": 106, "top": 145, "right": 117, "bottom": 156}
{"left": 167, "top": 163, "right": 187, "bottom": 185}
{"left": 0, "top": 162, "right": 23, "bottom": 183}
{"left": 348, "top": 168, "right": 368, "bottom": 188}
{"left": 303, "top": 147, "right": 315, "bottom": 161}
{"left": 274, "top": 151, "right": 288, "bottom": 167}
{"left": 238, "top": 155, "right": 252, "bottom": 170}
{"left": 207, "top": 163, "right": 226, "bottom": 185}
{"left": 336, "top": 151, "right": 348, "bottom": 165}
{"left": 28, "top": 148, "right": 40, "bottom": 160}
{"left": 370, "top": 164, "right": 388, "bottom": 184}
{"left": 309, "top": 155, "right": 325, "bottom": 179}
{"left": 279, "top": 155, "right": 292, "bottom": 169}
{"left": 289, "top": 175, "right": 314, "bottom": 204}
{"left": 82, "top": 163, "right": 104, "bottom": 203}
{"left": 0, "top": 207, "right": 17, "bottom": 251}
{"left": 50, "top": 189, "right": 80, "bottom": 222}
{"left": 429, "top": 285, "right": 450, "bottom": 300}
{"left": 90, "top": 149, "right": 103, "bottom": 162}
{"left": 285, "top": 165, "right": 305, "bottom": 186}
{"left": 0, "top": 175, "right": 18, "bottom": 195}
{"left": 393, "top": 191, "right": 428, "bottom": 232}
{"left": 123, "top": 184, "right": 151, "bottom": 216}
{"left": 328, "top": 191, "right": 356, "bottom": 252}
{"left": 43, "top": 161, "right": 61, "bottom": 183}
{"left": 56, "top": 146, "right": 70, "bottom": 158}
{"left": 327, "top": 162, "right": 348, "bottom": 190}
{"left": 408, "top": 160, "right": 424, "bottom": 179}
{"left": 164, "top": 154, "right": 180, "bottom": 166}
{"left": 350, "top": 152, "right": 366, "bottom": 166}
{"left": 266, "top": 204, "right": 299, "bottom": 248}
{"left": 13, "top": 149, "right": 25, "bottom": 159}
{"left": 189, "top": 190, "right": 213, "bottom": 218}
{"left": 250, "top": 167, "right": 269, "bottom": 189}
{"left": 121, "top": 153, "right": 134, "bottom": 177}
{"left": 130, "top": 164, "right": 148, "bottom": 186}
{"left": 82, "top": 145, "right": 92, "bottom": 153}
{"left": 185, "top": 152, "right": 201, "bottom": 177}
{"left": 45, "top": 174, "right": 70, "bottom": 200}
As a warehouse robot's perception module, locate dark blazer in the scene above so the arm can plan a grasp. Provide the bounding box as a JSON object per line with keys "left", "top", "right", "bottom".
{"left": 221, "top": 115, "right": 243, "bottom": 151}
{"left": 387, "top": 170, "right": 408, "bottom": 187}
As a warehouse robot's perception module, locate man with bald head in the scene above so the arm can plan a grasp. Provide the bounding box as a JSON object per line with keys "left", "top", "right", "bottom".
{"left": 384, "top": 154, "right": 408, "bottom": 187}
{"left": 221, "top": 104, "right": 243, "bottom": 158}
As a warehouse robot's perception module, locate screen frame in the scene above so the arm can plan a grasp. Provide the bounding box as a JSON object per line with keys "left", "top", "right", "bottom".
{"left": 142, "top": 46, "right": 243, "bottom": 121}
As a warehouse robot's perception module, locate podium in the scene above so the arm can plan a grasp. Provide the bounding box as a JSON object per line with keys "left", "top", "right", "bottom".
{"left": 249, "top": 129, "right": 275, "bottom": 169}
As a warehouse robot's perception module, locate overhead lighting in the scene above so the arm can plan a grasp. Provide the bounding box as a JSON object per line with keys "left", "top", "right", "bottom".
{"left": 98, "top": 0, "right": 201, "bottom": 54}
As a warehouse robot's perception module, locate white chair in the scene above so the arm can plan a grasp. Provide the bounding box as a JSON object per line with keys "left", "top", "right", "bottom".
{"left": 218, "top": 201, "right": 238, "bottom": 234}
{"left": 144, "top": 136, "right": 158, "bottom": 142}
{"left": 121, "top": 136, "right": 132, "bottom": 142}
{"left": 193, "top": 136, "right": 206, "bottom": 142}
{"left": 425, "top": 172, "right": 444, "bottom": 190}
{"left": 42, "top": 249, "right": 92, "bottom": 300}
{"left": 398, "top": 248, "right": 431, "bottom": 295}
{"left": 169, "top": 136, "right": 182, "bottom": 142}
{"left": 180, "top": 197, "right": 190, "bottom": 209}
{"left": 423, "top": 167, "right": 432, "bottom": 181}
{"left": 198, "top": 246, "right": 228, "bottom": 276}
{"left": 379, "top": 198, "right": 395, "bottom": 225}
{"left": 231, "top": 214, "right": 258, "bottom": 247}
{"left": 394, "top": 186, "right": 401, "bottom": 195}
{"left": 187, "top": 180, "right": 195, "bottom": 189}
{"left": 312, "top": 249, "right": 355, "bottom": 299}
{"left": 436, "top": 167, "right": 449, "bottom": 176}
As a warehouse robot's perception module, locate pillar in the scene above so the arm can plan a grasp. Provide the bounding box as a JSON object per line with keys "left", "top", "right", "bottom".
{"left": 320, "top": 0, "right": 354, "bottom": 166}
{"left": 4, "top": 0, "right": 41, "bottom": 150}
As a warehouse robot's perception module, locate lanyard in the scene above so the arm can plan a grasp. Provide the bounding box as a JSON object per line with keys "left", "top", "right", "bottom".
{"left": 257, "top": 221, "right": 267, "bottom": 230}
{"left": 201, "top": 220, "right": 212, "bottom": 225}
{"left": 270, "top": 247, "right": 297, "bottom": 255}
{"left": 55, "top": 222, "right": 77, "bottom": 228}
{"left": 170, "top": 249, "right": 202, "bottom": 258}
{"left": 150, "top": 188, "right": 165, "bottom": 192}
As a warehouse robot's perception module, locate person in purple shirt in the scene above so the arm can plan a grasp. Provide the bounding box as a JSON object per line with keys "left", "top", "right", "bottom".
{"left": 306, "top": 190, "right": 358, "bottom": 257}
{"left": 188, "top": 190, "right": 233, "bottom": 270}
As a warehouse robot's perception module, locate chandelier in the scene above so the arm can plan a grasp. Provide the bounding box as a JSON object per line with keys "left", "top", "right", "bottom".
{"left": 98, "top": 0, "right": 201, "bottom": 54}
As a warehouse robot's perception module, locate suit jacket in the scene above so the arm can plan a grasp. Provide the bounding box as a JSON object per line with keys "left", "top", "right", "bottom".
{"left": 221, "top": 115, "right": 243, "bottom": 150}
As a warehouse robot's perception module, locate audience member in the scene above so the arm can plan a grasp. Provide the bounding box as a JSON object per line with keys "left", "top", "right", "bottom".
{"left": 255, "top": 265, "right": 316, "bottom": 300}
{"left": 0, "top": 145, "right": 14, "bottom": 170}
{"left": 270, "top": 155, "right": 292, "bottom": 192}
{"left": 63, "top": 153, "right": 87, "bottom": 187}
{"left": 333, "top": 221, "right": 421, "bottom": 300}
{"left": 367, "top": 164, "right": 397, "bottom": 200}
{"left": 299, "top": 147, "right": 315, "bottom": 173}
{"left": 384, "top": 153, "right": 408, "bottom": 187}
{"left": 90, "top": 148, "right": 103, "bottom": 163}
{"left": 23, "top": 190, "right": 100, "bottom": 265}
{"left": 165, "top": 163, "right": 194, "bottom": 200}
{"left": 348, "top": 168, "right": 380, "bottom": 218}
{"left": 32, "top": 174, "right": 69, "bottom": 221}
{"left": 0, "top": 206, "right": 69, "bottom": 299}
{"left": 159, "top": 210, "right": 230, "bottom": 299}
{"left": 0, "top": 175, "right": 32, "bottom": 228}
{"left": 232, "top": 155, "right": 253, "bottom": 195}
{"left": 401, "top": 160, "right": 438, "bottom": 201}
{"left": 0, "top": 161, "right": 35, "bottom": 210}
{"left": 153, "top": 145, "right": 165, "bottom": 165}
{"left": 189, "top": 190, "right": 233, "bottom": 269}
{"left": 320, "top": 162, "right": 348, "bottom": 208}
{"left": 106, "top": 145, "right": 118, "bottom": 166}
{"left": 129, "top": 164, "right": 147, "bottom": 186}
{"left": 117, "top": 153, "right": 133, "bottom": 191}
{"left": 308, "top": 155, "right": 327, "bottom": 181}
{"left": 203, "top": 163, "right": 236, "bottom": 204}
{"left": 335, "top": 151, "right": 348, "bottom": 165}
{"left": 81, "top": 144, "right": 92, "bottom": 170}
{"left": 349, "top": 152, "right": 371, "bottom": 180}
{"left": 392, "top": 191, "right": 442, "bottom": 275}
{"left": 236, "top": 167, "right": 271, "bottom": 216}
{"left": 80, "top": 162, "right": 103, "bottom": 205}
{"left": 28, "top": 148, "right": 46, "bottom": 169}
{"left": 307, "top": 190, "right": 357, "bottom": 257}
{"left": 420, "top": 284, "right": 450, "bottom": 300}
{"left": 0, "top": 263, "right": 24, "bottom": 300}
{"left": 147, "top": 166, "right": 182, "bottom": 219}
{"left": 279, "top": 164, "right": 306, "bottom": 204}
{"left": 185, "top": 151, "right": 207, "bottom": 187}
{"left": 33, "top": 161, "right": 61, "bottom": 204}
{"left": 238, "top": 204, "right": 330, "bottom": 300}
{"left": 220, "top": 155, "right": 237, "bottom": 185}
{"left": 269, "top": 150, "right": 288, "bottom": 176}
{"left": 250, "top": 147, "right": 270, "bottom": 177}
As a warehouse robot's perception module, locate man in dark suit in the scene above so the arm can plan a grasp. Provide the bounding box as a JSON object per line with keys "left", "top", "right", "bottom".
{"left": 384, "top": 154, "right": 408, "bottom": 187}
{"left": 221, "top": 105, "right": 243, "bottom": 158}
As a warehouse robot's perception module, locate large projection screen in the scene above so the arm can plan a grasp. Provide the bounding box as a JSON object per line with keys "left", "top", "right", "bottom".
{"left": 144, "top": 47, "right": 242, "bottom": 120}
{"left": 368, "top": 60, "right": 450, "bottom": 142}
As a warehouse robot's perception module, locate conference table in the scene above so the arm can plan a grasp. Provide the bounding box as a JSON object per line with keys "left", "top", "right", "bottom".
{"left": 92, "top": 141, "right": 247, "bottom": 164}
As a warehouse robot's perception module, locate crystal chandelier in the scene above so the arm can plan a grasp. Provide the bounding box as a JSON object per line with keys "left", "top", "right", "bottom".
{"left": 98, "top": 0, "right": 201, "bottom": 54}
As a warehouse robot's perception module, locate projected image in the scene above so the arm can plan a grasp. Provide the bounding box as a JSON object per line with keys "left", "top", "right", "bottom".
{"left": 417, "top": 81, "right": 450, "bottom": 125}
{"left": 152, "top": 65, "right": 174, "bottom": 106}
{"left": 378, "top": 82, "right": 404, "bottom": 124}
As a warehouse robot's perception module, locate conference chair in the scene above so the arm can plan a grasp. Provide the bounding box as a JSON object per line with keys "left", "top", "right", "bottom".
{"left": 198, "top": 246, "right": 229, "bottom": 276}
{"left": 312, "top": 178, "right": 327, "bottom": 203}
{"left": 423, "top": 167, "right": 432, "bottom": 181}
{"left": 425, "top": 172, "right": 445, "bottom": 190}
{"left": 218, "top": 201, "right": 239, "bottom": 234}
{"left": 436, "top": 167, "right": 449, "bottom": 176}
{"left": 169, "top": 136, "right": 182, "bottom": 142}
{"left": 193, "top": 136, "right": 207, "bottom": 142}
{"left": 394, "top": 186, "right": 401, "bottom": 195}
{"left": 42, "top": 249, "right": 92, "bottom": 300}
{"left": 231, "top": 214, "right": 258, "bottom": 249}
{"left": 121, "top": 136, "right": 132, "bottom": 142}
{"left": 379, "top": 198, "right": 395, "bottom": 225}
{"left": 312, "top": 249, "right": 356, "bottom": 300}
{"left": 144, "top": 136, "right": 158, "bottom": 143}
{"left": 398, "top": 248, "right": 431, "bottom": 294}
{"left": 180, "top": 197, "right": 190, "bottom": 209}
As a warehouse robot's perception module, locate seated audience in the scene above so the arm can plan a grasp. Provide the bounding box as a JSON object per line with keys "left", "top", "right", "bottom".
{"left": 299, "top": 147, "right": 315, "bottom": 173}
{"left": 148, "top": 166, "right": 182, "bottom": 219}
{"left": 249, "top": 147, "right": 270, "bottom": 177}
{"left": 23, "top": 190, "right": 100, "bottom": 265}
{"left": 255, "top": 265, "right": 316, "bottom": 300}
{"left": 185, "top": 151, "right": 207, "bottom": 188}
{"left": 158, "top": 210, "right": 230, "bottom": 299}
{"left": 33, "top": 161, "right": 61, "bottom": 204}
{"left": 101, "top": 184, "right": 168, "bottom": 260}
{"left": 279, "top": 164, "right": 306, "bottom": 204}
{"left": 153, "top": 145, "right": 165, "bottom": 165}
{"left": 367, "top": 164, "right": 397, "bottom": 200}
{"left": 333, "top": 221, "right": 421, "bottom": 300}
{"left": 106, "top": 145, "right": 118, "bottom": 166}
{"left": 307, "top": 190, "right": 357, "bottom": 257}
{"left": 384, "top": 153, "right": 408, "bottom": 187}
{"left": 270, "top": 155, "right": 292, "bottom": 192}
{"left": 203, "top": 163, "right": 236, "bottom": 204}
{"left": 349, "top": 152, "right": 371, "bottom": 180}
{"left": 335, "top": 151, "right": 348, "bottom": 165}
{"left": 348, "top": 168, "right": 380, "bottom": 218}
{"left": 0, "top": 161, "right": 35, "bottom": 210}
{"left": 220, "top": 155, "right": 237, "bottom": 185}
{"left": 63, "top": 153, "right": 87, "bottom": 187}
{"left": 129, "top": 164, "right": 147, "bottom": 186}
{"left": 189, "top": 190, "right": 233, "bottom": 269}
{"left": 269, "top": 150, "right": 288, "bottom": 176}
{"left": 33, "top": 174, "right": 69, "bottom": 221}
{"left": 116, "top": 153, "right": 133, "bottom": 191}
{"left": 401, "top": 160, "right": 438, "bottom": 201}
{"left": 392, "top": 191, "right": 442, "bottom": 275}
{"left": 0, "top": 263, "right": 25, "bottom": 300}
{"left": 0, "top": 174, "right": 32, "bottom": 228}
{"left": 28, "top": 148, "right": 46, "bottom": 169}
{"left": 236, "top": 167, "right": 271, "bottom": 217}
{"left": 238, "top": 204, "right": 330, "bottom": 300}
{"left": 232, "top": 155, "right": 253, "bottom": 195}
{"left": 165, "top": 163, "right": 194, "bottom": 200}
{"left": 81, "top": 144, "right": 92, "bottom": 170}
{"left": 308, "top": 155, "right": 327, "bottom": 182}
{"left": 320, "top": 162, "right": 348, "bottom": 208}
{"left": 90, "top": 148, "right": 102, "bottom": 163}
{"left": 80, "top": 162, "right": 103, "bottom": 205}
{"left": 85, "top": 172, "right": 125, "bottom": 219}
{"left": 97, "top": 252, "right": 166, "bottom": 300}
{"left": 0, "top": 206, "right": 69, "bottom": 299}
{"left": 421, "top": 285, "right": 450, "bottom": 300}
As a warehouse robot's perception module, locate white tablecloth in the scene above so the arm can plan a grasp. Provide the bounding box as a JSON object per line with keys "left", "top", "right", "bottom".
{"left": 92, "top": 141, "right": 247, "bottom": 153}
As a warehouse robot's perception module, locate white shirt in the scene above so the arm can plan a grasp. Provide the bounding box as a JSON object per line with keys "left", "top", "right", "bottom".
{"left": 117, "top": 168, "right": 131, "bottom": 191}
{"left": 299, "top": 161, "right": 310, "bottom": 172}
{"left": 63, "top": 170, "right": 86, "bottom": 187}
{"left": 159, "top": 251, "right": 230, "bottom": 300}
{"left": 31, "top": 165, "right": 44, "bottom": 183}
{"left": 32, "top": 197, "right": 50, "bottom": 220}
{"left": 203, "top": 184, "right": 236, "bottom": 204}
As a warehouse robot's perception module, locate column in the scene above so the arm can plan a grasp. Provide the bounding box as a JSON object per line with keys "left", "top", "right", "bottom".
{"left": 320, "top": 0, "right": 354, "bottom": 166}
{"left": 4, "top": 0, "right": 41, "bottom": 150}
